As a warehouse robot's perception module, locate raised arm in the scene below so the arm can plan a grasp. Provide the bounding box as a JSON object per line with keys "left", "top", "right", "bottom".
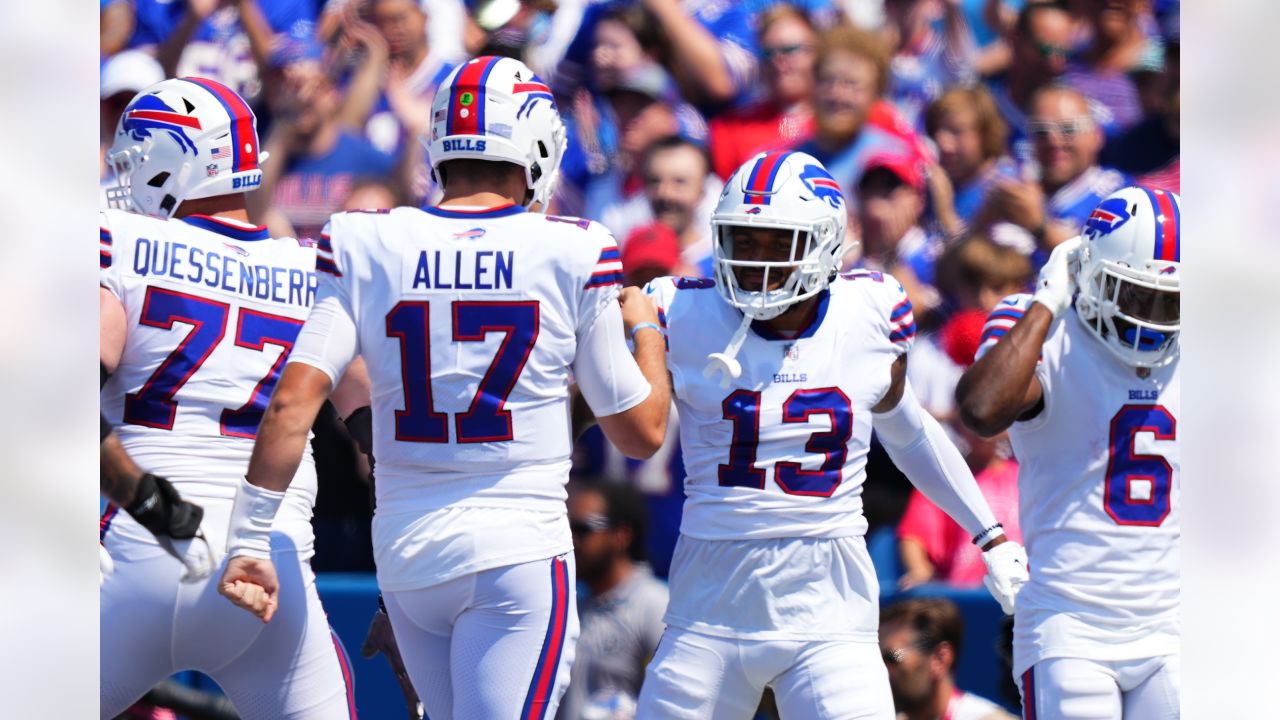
{"left": 955, "top": 236, "right": 1080, "bottom": 436}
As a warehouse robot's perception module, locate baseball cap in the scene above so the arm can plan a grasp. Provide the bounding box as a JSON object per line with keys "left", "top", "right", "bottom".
{"left": 100, "top": 50, "right": 165, "bottom": 100}
{"left": 858, "top": 151, "right": 925, "bottom": 194}
{"left": 622, "top": 223, "right": 681, "bottom": 275}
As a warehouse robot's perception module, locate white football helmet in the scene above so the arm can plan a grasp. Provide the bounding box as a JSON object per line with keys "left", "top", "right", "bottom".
{"left": 427, "top": 56, "right": 566, "bottom": 210}
{"left": 711, "top": 150, "right": 849, "bottom": 321}
{"left": 106, "top": 77, "right": 268, "bottom": 218}
{"left": 1074, "top": 186, "right": 1181, "bottom": 368}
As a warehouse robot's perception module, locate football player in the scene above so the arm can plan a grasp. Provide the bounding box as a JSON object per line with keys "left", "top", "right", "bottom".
{"left": 100, "top": 77, "right": 361, "bottom": 719}
{"left": 956, "top": 187, "right": 1181, "bottom": 720}
{"left": 634, "top": 150, "right": 1028, "bottom": 719}
{"left": 216, "top": 56, "right": 671, "bottom": 720}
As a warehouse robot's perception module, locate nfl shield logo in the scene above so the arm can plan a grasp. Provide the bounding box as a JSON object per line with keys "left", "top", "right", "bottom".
{"left": 785, "top": 344, "right": 800, "bottom": 360}
{"left": 206, "top": 164, "right": 219, "bottom": 177}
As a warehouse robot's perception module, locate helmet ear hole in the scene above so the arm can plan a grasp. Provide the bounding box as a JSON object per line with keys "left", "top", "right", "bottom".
{"left": 147, "top": 172, "right": 171, "bottom": 188}
{"left": 537, "top": 140, "right": 549, "bottom": 158}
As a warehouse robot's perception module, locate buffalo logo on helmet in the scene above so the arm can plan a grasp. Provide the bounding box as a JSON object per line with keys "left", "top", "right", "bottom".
{"left": 1084, "top": 197, "right": 1133, "bottom": 237}
{"left": 122, "top": 94, "right": 202, "bottom": 156}
{"left": 798, "top": 164, "right": 844, "bottom": 209}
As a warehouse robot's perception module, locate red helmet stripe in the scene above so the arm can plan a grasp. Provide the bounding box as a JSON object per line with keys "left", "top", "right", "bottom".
{"left": 180, "top": 77, "right": 258, "bottom": 172}
{"left": 447, "top": 57, "right": 501, "bottom": 137}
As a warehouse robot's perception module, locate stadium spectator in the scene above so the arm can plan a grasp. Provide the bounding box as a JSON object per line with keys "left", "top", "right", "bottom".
{"left": 796, "top": 23, "right": 915, "bottom": 212}
{"left": 355, "top": 0, "right": 456, "bottom": 158}
{"left": 853, "top": 152, "right": 944, "bottom": 321}
{"left": 100, "top": 50, "right": 165, "bottom": 183}
{"left": 558, "top": 481, "right": 668, "bottom": 720}
{"left": 1102, "top": 32, "right": 1178, "bottom": 185}
{"left": 249, "top": 36, "right": 398, "bottom": 239}
{"left": 708, "top": 5, "right": 820, "bottom": 180}
{"left": 975, "top": 84, "right": 1131, "bottom": 254}
{"left": 908, "top": 233, "right": 1033, "bottom": 421}
{"left": 881, "top": 0, "right": 977, "bottom": 130}
{"left": 619, "top": 136, "right": 720, "bottom": 276}
{"left": 924, "top": 87, "right": 1018, "bottom": 228}
{"left": 129, "top": 0, "right": 314, "bottom": 105}
{"left": 101, "top": 0, "right": 136, "bottom": 58}
{"left": 560, "top": 62, "right": 707, "bottom": 229}
{"left": 622, "top": 223, "right": 689, "bottom": 289}
{"left": 641, "top": 0, "right": 760, "bottom": 109}
{"left": 881, "top": 598, "right": 1018, "bottom": 720}
{"left": 1061, "top": 0, "right": 1162, "bottom": 138}
{"left": 991, "top": 1, "right": 1075, "bottom": 160}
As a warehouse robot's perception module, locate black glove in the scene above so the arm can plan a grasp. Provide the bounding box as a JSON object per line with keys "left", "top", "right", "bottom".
{"left": 125, "top": 473, "right": 204, "bottom": 540}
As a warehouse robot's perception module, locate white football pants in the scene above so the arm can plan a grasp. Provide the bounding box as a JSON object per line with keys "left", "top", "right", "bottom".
{"left": 1018, "top": 654, "right": 1180, "bottom": 720}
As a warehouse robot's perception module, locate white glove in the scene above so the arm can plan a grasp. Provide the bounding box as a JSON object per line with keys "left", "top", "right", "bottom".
{"left": 1031, "top": 235, "right": 1083, "bottom": 318}
{"left": 982, "top": 541, "right": 1029, "bottom": 615}
{"left": 100, "top": 544, "right": 115, "bottom": 587}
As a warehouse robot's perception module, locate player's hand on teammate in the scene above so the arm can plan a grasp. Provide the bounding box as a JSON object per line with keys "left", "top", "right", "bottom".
{"left": 1031, "top": 235, "right": 1083, "bottom": 319}
{"left": 362, "top": 605, "right": 423, "bottom": 719}
{"left": 981, "top": 539, "right": 1029, "bottom": 615}
{"left": 219, "top": 556, "right": 281, "bottom": 623}
{"left": 618, "top": 286, "right": 660, "bottom": 337}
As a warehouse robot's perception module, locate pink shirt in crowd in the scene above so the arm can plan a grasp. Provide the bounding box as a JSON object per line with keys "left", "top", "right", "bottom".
{"left": 897, "top": 458, "right": 1023, "bottom": 587}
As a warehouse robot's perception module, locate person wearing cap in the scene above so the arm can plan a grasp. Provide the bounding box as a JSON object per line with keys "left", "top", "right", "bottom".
{"left": 622, "top": 223, "right": 684, "bottom": 289}
{"left": 854, "top": 151, "right": 945, "bottom": 321}
{"left": 100, "top": 50, "right": 166, "bottom": 187}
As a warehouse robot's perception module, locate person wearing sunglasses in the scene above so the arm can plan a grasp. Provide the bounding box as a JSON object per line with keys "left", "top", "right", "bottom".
{"left": 709, "top": 5, "right": 821, "bottom": 181}
{"left": 880, "top": 598, "right": 1016, "bottom": 720}
{"left": 977, "top": 85, "right": 1132, "bottom": 255}
{"left": 558, "top": 481, "right": 668, "bottom": 720}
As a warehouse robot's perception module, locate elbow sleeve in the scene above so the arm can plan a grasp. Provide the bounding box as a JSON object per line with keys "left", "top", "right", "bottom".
{"left": 873, "top": 385, "right": 998, "bottom": 538}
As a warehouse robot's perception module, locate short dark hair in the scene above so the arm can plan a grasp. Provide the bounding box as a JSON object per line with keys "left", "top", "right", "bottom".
{"left": 436, "top": 158, "right": 527, "bottom": 192}
{"left": 571, "top": 480, "right": 650, "bottom": 563}
{"left": 881, "top": 598, "right": 965, "bottom": 666}
{"left": 641, "top": 135, "right": 711, "bottom": 179}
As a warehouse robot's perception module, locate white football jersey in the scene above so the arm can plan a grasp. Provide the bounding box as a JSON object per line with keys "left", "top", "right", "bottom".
{"left": 645, "top": 270, "right": 913, "bottom": 641}
{"left": 99, "top": 209, "right": 320, "bottom": 554}
{"left": 977, "top": 294, "right": 1180, "bottom": 673}
{"left": 645, "top": 269, "right": 914, "bottom": 541}
{"left": 300, "top": 205, "right": 645, "bottom": 591}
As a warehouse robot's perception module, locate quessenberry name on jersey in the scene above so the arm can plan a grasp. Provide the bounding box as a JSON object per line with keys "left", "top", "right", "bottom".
{"left": 402, "top": 247, "right": 518, "bottom": 293}
{"left": 130, "top": 236, "right": 318, "bottom": 308}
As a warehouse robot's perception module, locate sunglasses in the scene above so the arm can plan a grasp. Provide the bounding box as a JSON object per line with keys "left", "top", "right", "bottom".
{"left": 570, "top": 515, "right": 612, "bottom": 537}
{"left": 1029, "top": 118, "right": 1093, "bottom": 141}
{"left": 1033, "top": 41, "right": 1070, "bottom": 60}
{"left": 761, "top": 43, "right": 814, "bottom": 61}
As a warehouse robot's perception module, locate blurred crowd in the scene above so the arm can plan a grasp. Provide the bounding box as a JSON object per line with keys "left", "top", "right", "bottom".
{"left": 100, "top": 0, "right": 1177, "bottom": 715}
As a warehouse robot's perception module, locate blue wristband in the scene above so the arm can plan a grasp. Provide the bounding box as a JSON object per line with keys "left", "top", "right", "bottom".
{"left": 630, "top": 322, "right": 661, "bottom": 342}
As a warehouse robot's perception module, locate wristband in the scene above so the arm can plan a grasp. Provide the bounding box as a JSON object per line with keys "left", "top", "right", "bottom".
{"left": 630, "top": 322, "right": 661, "bottom": 342}
{"left": 973, "top": 523, "right": 1005, "bottom": 548}
{"left": 226, "top": 476, "right": 286, "bottom": 560}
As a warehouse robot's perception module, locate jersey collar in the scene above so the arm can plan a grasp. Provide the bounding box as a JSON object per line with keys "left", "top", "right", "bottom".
{"left": 423, "top": 203, "right": 527, "bottom": 219}
{"left": 180, "top": 214, "right": 271, "bottom": 242}
{"left": 750, "top": 289, "right": 831, "bottom": 342}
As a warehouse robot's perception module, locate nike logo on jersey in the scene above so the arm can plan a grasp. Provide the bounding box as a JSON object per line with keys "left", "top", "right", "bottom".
{"left": 410, "top": 249, "right": 514, "bottom": 291}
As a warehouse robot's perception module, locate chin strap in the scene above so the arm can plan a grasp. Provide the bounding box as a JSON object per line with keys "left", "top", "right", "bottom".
{"left": 703, "top": 312, "right": 755, "bottom": 389}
